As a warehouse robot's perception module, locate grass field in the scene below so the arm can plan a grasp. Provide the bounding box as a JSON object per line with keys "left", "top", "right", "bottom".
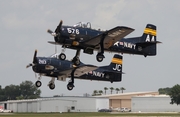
{"left": 0, "top": 112, "right": 180, "bottom": 117}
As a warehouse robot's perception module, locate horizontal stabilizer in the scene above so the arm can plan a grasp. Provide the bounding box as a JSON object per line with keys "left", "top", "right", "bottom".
{"left": 48, "top": 41, "right": 61, "bottom": 45}
{"left": 136, "top": 41, "right": 162, "bottom": 47}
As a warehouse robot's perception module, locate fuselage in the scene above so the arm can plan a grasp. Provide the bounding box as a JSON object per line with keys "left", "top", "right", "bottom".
{"left": 32, "top": 56, "right": 121, "bottom": 82}
{"left": 55, "top": 25, "right": 152, "bottom": 56}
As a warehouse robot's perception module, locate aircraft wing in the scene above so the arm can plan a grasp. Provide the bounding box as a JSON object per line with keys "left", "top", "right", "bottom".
{"left": 82, "top": 26, "right": 134, "bottom": 49}
{"left": 59, "top": 65, "right": 97, "bottom": 77}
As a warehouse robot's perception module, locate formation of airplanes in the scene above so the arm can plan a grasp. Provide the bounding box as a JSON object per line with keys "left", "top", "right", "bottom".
{"left": 27, "top": 20, "right": 161, "bottom": 90}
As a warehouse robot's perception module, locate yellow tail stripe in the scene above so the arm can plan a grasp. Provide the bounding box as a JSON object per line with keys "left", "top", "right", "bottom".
{"left": 111, "top": 58, "right": 122, "bottom": 64}
{"left": 144, "top": 28, "right": 156, "bottom": 36}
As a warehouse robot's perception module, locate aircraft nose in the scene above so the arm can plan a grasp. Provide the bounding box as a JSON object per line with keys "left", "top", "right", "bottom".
{"left": 32, "top": 65, "right": 38, "bottom": 73}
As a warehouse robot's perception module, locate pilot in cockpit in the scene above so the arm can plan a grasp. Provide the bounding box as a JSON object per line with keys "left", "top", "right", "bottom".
{"left": 81, "top": 22, "right": 87, "bottom": 28}
{"left": 74, "top": 22, "right": 91, "bottom": 28}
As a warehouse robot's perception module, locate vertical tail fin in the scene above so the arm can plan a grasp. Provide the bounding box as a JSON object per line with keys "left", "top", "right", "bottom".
{"left": 104, "top": 54, "right": 123, "bottom": 82}
{"left": 137, "top": 24, "right": 161, "bottom": 56}
{"left": 142, "top": 24, "right": 157, "bottom": 42}
{"left": 109, "top": 54, "right": 123, "bottom": 73}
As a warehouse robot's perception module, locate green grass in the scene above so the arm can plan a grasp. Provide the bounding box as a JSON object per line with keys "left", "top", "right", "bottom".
{"left": 0, "top": 112, "right": 180, "bottom": 117}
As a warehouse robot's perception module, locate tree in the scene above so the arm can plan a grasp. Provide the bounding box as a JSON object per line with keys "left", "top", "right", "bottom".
{"left": 4, "top": 85, "right": 20, "bottom": 100}
{"left": 104, "top": 87, "right": 108, "bottom": 95}
{"left": 99, "top": 90, "right": 103, "bottom": 95}
{"left": 19, "top": 81, "right": 41, "bottom": 99}
{"left": 109, "top": 87, "right": 114, "bottom": 94}
{"left": 0, "top": 85, "right": 6, "bottom": 101}
{"left": 115, "top": 88, "right": 120, "bottom": 94}
{"left": 169, "top": 84, "right": 180, "bottom": 105}
{"left": 0, "top": 81, "right": 41, "bottom": 101}
{"left": 120, "top": 87, "right": 126, "bottom": 93}
{"left": 92, "top": 90, "right": 98, "bottom": 96}
{"left": 158, "top": 87, "right": 171, "bottom": 94}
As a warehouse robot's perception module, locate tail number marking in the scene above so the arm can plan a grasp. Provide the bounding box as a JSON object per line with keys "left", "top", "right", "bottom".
{"left": 145, "top": 35, "right": 155, "bottom": 42}
{"left": 113, "top": 64, "right": 122, "bottom": 71}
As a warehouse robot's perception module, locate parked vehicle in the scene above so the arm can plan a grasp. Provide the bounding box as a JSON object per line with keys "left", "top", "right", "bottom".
{"left": 0, "top": 109, "right": 3, "bottom": 112}
{"left": 0, "top": 109, "right": 13, "bottom": 113}
{"left": 120, "top": 107, "right": 131, "bottom": 112}
{"left": 98, "top": 109, "right": 112, "bottom": 112}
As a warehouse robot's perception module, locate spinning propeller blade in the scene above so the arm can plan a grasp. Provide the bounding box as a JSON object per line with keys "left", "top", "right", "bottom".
{"left": 55, "top": 20, "right": 63, "bottom": 33}
{"left": 26, "top": 63, "right": 32, "bottom": 68}
{"left": 47, "top": 20, "right": 63, "bottom": 37}
{"left": 26, "top": 50, "right": 37, "bottom": 68}
{"left": 33, "top": 50, "right": 37, "bottom": 64}
{"left": 47, "top": 29, "right": 54, "bottom": 35}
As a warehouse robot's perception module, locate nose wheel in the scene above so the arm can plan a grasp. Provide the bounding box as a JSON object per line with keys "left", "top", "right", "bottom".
{"left": 59, "top": 53, "right": 66, "bottom": 60}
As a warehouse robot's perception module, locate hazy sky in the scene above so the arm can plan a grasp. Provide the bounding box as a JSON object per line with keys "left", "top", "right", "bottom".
{"left": 0, "top": 0, "right": 179, "bottom": 97}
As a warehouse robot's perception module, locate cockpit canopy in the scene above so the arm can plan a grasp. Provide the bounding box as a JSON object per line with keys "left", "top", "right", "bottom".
{"left": 73, "top": 22, "right": 91, "bottom": 28}
{"left": 49, "top": 53, "right": 59, "bottom": 59}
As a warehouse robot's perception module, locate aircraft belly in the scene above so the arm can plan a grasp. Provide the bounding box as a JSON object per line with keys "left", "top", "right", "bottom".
{"left": 105, "top": 46, "right": 143, "bottom": 55}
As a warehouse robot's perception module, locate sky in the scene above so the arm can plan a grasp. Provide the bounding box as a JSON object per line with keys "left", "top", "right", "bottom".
{"left": 0, "top": 0, "right": 180, "bottom": 97}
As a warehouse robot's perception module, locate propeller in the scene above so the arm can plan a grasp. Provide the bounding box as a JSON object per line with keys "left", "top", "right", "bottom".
{"left": 47, "top": 20, "right": 63, "bottom": 37}
{"left": 33, "top": 49, "right": 37, "bottom": 64}
{"left": 26, "top": 50, "right": 37, "bottom": 68}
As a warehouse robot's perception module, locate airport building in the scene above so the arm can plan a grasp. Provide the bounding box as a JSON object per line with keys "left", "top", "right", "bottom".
{"left": 1, "top": 91, "right": 180, "bottom": 113}
{"left": 131, "top": 95, "right": 180, "bottom": 112}
{"left": 95, "top": 91, "right": 159, "bottom": 109}
{"left": 0, "top": 96, "right": 109, "bottom": 112}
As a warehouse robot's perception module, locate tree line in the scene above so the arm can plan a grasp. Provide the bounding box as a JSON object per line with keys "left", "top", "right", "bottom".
{"left": 1, "top": 80, "right": 180, "bottom": 106}
{"left": 158, "top": 84, "right": 180, "bottom": 105}
{"left": 0, "top": 80, "right": 41, "bottom": 101}
{"left": 92, "top": 87, "right": 126, "bottom": 96}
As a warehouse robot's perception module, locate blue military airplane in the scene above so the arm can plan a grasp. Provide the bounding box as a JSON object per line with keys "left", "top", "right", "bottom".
{"left": 47, "top": 21, "right": 161, "bottom": 65}
{"left": 26, "top": 50, "right": 123, "bottom": 90}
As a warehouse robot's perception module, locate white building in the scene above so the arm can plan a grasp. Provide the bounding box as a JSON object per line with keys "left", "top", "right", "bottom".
{"left": 132, "top": 95, "right": 180, "bottom": 112}
{"left": 0, "top": 96, "right": 109, "bottom": 113}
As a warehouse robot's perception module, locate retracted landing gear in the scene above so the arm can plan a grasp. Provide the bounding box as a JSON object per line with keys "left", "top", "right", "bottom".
{"left": 67, "top": 69, "right": 76, "bottom": 91}
{"left": 48, "top": 78, "right": 55, "bottom": 90}
{"left": 72, "top": 49, "right": 81, "bottom": 66}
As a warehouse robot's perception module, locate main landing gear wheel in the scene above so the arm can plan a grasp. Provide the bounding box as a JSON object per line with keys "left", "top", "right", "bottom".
{"left": 59, "top": 53, "right": 66, "bottom": 60}
{"left": 49, "top": 83, "right": 55, "bottom": 90}
{"left": 35, "top": 81, "right": 42, "bottom": 87}
{"left": 96, "top": 54, "right": 104, "bottom": 62}
{"left": 67, "top": 83, "right": 74, "bottom": 91}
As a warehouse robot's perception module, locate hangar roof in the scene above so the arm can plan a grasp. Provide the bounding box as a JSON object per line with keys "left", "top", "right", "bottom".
{"left": 93, "top": 91, "right": 159, "bottom": 99}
